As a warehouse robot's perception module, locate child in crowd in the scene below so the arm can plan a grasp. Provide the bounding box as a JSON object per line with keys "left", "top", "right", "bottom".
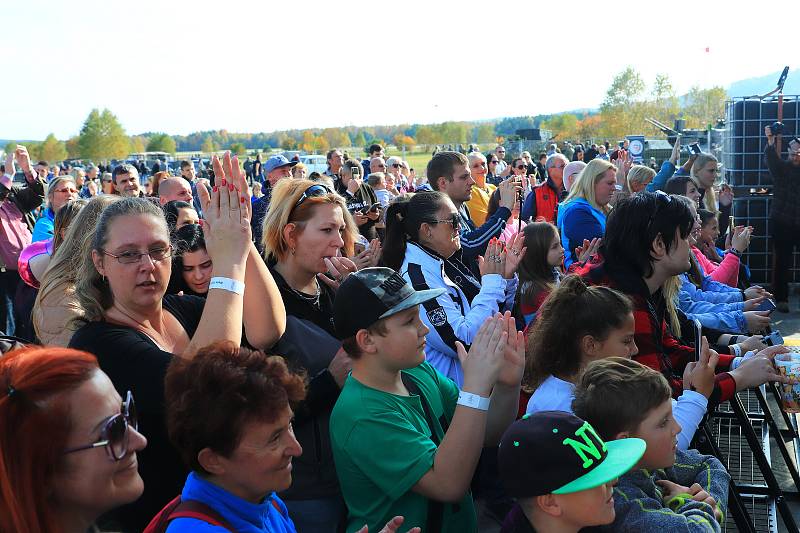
{"left": 573, "top": 358, "right": 730, "bottom": 532}
{"left": 524, "top": 275, "right": 713, "bottom": 451}
{"left": 497, "top": 411, "right": 645, "bottom": 533}
{"left": 368, "top": 172, "right": 394, "bottom": 207}
{"left": 330, "top": 267, "right": 524, "bottom": 532}
{"left": 515, "top": 222, "right": 564, "bottom": 326}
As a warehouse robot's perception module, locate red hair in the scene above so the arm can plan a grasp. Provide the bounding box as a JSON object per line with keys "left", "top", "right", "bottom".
{"left": 0, "top": 346, "right": 98, "bottom": 533}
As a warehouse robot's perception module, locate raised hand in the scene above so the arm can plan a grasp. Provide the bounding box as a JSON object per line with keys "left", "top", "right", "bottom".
{"left": 319, "top": 256, "right": 358, "bottom": 291}
{"left": 576, "top": 237, "right": 601, "bottom": 264}
{"left": 682, "top": 337, "right": 718, "bottom": 398}
{"left": 196, "top": 152, "right": 252, "bottom": 272}
{"left": 496, "top": 311, "right": 525, "bottom": 387}
{"left": 503, "top": 232, "right": 526, "bottom": 279}
{"left": 457, "top": 314, "right": 507, "bottom": 397}
{"left": 478, "top": 239, "right": 505, "bottom": 277}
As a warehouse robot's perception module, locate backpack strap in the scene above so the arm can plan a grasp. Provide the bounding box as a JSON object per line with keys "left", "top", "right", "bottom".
{"left": 401, "top": 372, "right": 449, "bottom": 533}
{"left": 169, "top": 499, "right": 235, "bottom": 531}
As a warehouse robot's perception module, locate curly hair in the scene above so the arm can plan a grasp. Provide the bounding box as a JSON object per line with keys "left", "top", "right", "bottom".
{"left": 165, "top": 341, "right": 307, "bottom": 474}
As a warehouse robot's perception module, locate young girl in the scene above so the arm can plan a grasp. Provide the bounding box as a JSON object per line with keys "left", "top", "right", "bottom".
{"left": 515, "top": 222, "right": 564, "bottom": 327}
{"left": 487, "top": 187, "right": 523, "bottom": 244}
{"left": 696, "top": 208, "right": 748, "bottom": 288}
{"left": 523, "top": 275, "right": 710, "bottom": 451}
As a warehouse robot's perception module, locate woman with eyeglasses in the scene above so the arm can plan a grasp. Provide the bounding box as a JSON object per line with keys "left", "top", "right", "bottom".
{"left": 31, "top": 176, "right": 78, "bottom": 243}
{"left": 0, "top": 346, "right": 147, "bottom": 533}
{"left": 261, "top": 178, "right": 359, "bottom": 531}
{"left": 67, "top": 153, "right": 286, "bottom": 531}
{"left": 381, "top": 191, "right": 523, "bottom": 386}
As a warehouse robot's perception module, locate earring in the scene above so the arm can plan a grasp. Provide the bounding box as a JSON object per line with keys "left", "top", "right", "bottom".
{"left": 291, "top": 248, "right": 296, "bottom": 255}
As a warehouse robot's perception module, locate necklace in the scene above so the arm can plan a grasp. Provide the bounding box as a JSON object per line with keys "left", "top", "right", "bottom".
{"left": 291, "top": 278, "right": 321, "bottom": 309}
{"left": 108, "top": 304, "right": 172, "bottom": 351}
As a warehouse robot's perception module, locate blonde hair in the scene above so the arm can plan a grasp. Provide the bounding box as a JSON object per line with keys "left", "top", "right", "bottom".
{"left": 691, "top": 154, "right": 719, "bottom": 214}
{"left": 663, "top": 275, "right": 682, "bottom": 338}
{"left": 261, "top": 178, "right": 357, "bottom": 262}
{"left": 33, "top": 195, "right": 121, "bottom": 342}
{"left": 626, "top": 165, "right": 656, "bottom": 193}
{"left": 563, "top": 158, "right": 616, "bottom": 213}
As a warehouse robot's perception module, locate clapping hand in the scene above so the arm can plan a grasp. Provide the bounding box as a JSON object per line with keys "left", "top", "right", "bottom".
{"left": 495, "top": 311, "right": 525, "bottom": 388}
{"left": 356, "top": 516, "right": 421, "bottom": 533}
{"left": 478, "top": 238, "right": 506, "bottom": 277}
{"left": 575, "top": 237, "right": 601, "bottom": 264}
{"left": 503, "top": 232, "right": 526, "bottom": 279}
{"left": 456, "top": 313, "right": 508, "bottom": 397}
{"left": 196, "top": 152, "right": 252, "bottom": 271}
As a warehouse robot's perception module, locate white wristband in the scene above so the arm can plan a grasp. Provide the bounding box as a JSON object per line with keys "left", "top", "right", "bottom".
{"left": 731, "top": 344, "right": 742, "bottom": 358}
{"left": 209, "top": 277, "right": 245, "bottom": 295}
{"left": 457, "top": 390, "right": 490, "bottom": 411}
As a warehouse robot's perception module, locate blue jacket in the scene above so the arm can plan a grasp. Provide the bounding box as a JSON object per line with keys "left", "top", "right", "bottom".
{"left": 646, "top": 161, "right": 677, "bottom": 192}
{"left": 457, "top": 204, "right": 510, "bottom": 275}
{"left": 401, "top": 242, "right": 515, "bottom": 386}
{"left": 557, "top": 198, "right": 606, "bottom": 268}
{"left": 166, "top": 472, "right": 296, "bottom": 533}
{"left": 31, "top": 208, "right": 55, "bottom": 243}
{"left": 678, "top": 275, "right": 746, "bottom": 333}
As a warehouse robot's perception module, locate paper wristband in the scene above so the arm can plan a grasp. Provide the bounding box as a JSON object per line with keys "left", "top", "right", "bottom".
{"left": 457, "top": 391, "right": 490, "bottom": 411}
{"left": 209, "top": 277, "right": 245, "bottom": 295}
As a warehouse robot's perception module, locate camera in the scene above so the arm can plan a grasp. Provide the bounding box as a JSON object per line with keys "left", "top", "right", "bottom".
{"left": 770, "top": 121, "right": 785, "bottom": 135}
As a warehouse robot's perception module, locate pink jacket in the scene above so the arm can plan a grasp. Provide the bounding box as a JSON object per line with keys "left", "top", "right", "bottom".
{"left": 692, "top": 246, "right": 739, "bottom": 288}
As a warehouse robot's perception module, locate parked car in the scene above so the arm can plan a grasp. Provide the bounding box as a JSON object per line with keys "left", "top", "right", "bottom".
{"left": 299, "top": 154, "right": 327, "bottom": 175}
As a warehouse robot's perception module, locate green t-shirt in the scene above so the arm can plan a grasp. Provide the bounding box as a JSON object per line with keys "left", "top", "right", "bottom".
{"left": 330, "top": 361, "right": 477, "bottom": 533}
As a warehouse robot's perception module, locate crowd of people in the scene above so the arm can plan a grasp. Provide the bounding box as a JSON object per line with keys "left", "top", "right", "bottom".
{"left": 1, "top": 129, "right": 799, "bottom": 533}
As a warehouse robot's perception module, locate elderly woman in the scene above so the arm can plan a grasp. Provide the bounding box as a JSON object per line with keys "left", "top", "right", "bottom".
{"left": 557, "top": 158, "right": 617, "bottom": 268}
{"left": 464, "top": 152, "right": 497, "bottom": 226}
{"left": 381, "top": 191, "right": 522, "bottom": 385}
{"left": 626, "top": 165, "right": 657, "bottom": 193}
{"left": 67, "top": 153, "right": 286, "bottom": 531}
{"left": 563, "top": 160, "right": 587, "bottom": 191}
{"left": 0, "top": 347, "right": 147, "bottom": 533}
{"left": 32, "top": 176, "right": 78, "bottom": 242}
{"left": 261, "top": 177, "right": 360, "bottom": 531}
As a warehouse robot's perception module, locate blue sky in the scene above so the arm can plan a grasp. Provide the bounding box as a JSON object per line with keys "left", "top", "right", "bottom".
{"left": 3, "top": 0, "right": 796, "bottom": 140}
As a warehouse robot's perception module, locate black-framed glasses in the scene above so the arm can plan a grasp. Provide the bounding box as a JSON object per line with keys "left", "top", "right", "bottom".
{"left": 426, "top": 213, "right": 461, "bottom": 234}
{"left": 64, "top": 391, "right": 137, "bottom": 461}
{"left": 516, "top": 165, "right": 527, "bottom": 170}
{"left": 102, "top": 246, "right": 172, "bottom": 265}
{"left": 294, "top": 184, "right": 332, "bottom": 209}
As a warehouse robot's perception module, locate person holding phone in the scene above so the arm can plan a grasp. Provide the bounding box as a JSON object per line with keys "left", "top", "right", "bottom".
{"left": 336, "top": 160, "right": 379, "bottom": 240}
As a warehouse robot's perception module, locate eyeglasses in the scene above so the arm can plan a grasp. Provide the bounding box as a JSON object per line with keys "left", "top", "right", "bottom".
{"left": 54, "top": 188, "right": 78, "bottom": 194}
{"left": 489, "top": 160, "right": 498, "bottom": 164}
{"left": 102, "top": 246, "right": 172, "bottom": 264}
{"left": 64, "top": 391, "right": 137, "bottom": 461}
{"left": 497, "top": 149, "right": 506, "bottom": 153}
{"left": 294, "top": 184, "right": 331, "bottom": 209}
{"left": 391, "top": 163, "right": 402, "bottom": 168}
{"left": 426, "top": 213, "right": 461, "bottom": 234}
{"left": 516, "top": 165, "right": 527, "bottom": 170}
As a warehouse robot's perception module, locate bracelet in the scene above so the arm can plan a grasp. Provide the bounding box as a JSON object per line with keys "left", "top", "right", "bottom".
{"left": 727, "top": 248, "right": 743, "bottom": 258}
{"left": 209, "top": 277, "right": 245, "bottom": 295}
{"left": 731, "top": 357, "right": 743, "bottom": 370}
{"left": 728, "top": 335, "right": 739, "bottom": 346}
{"left": 457, "top": 390, "right": 490, "bottom": 411}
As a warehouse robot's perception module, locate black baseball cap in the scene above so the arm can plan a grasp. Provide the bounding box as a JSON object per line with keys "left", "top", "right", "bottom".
{"left": 334, "top": 267, "right": 445, "bottom": 339}
{"left": 498, "top": 411, "right": 645, "bottom": 499}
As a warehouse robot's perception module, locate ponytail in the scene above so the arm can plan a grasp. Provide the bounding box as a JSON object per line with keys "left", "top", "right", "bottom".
{"left": 523, "top": 275, "right": 633, "bottom": 392}
{"left": 380, "top": 191, "right": 448, "bottom": 270}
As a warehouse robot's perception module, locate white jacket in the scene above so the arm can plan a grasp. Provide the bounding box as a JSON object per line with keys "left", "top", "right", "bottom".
{"left": 401, "top": 242, "right": 515, "bottom": 386}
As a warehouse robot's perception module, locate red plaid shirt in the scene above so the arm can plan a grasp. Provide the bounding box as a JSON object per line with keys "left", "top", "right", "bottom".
{"left": 573, "top": 256, "right": 737, "bottom": 405}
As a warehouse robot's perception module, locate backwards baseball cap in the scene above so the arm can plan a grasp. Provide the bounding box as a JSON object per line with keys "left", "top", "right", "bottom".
{"left": 334, "top": 267, "right": 445, "bottom": 339}
{"left": 498, "top": 411, "right": 645, "bottom": 499}
{"left": 264, "top": 155, "right": 298, "bottom": 174}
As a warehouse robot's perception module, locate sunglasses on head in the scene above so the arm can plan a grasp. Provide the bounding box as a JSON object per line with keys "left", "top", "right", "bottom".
{"left": 294, "top": 184, "right": 332, "bottom": 209}
{"left": 64, "top": 391, "right": 137, "bottom": 461}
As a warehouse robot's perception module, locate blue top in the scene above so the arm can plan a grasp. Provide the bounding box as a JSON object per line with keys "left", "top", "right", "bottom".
{"left": 645, "top": 161, "right": 677, "bottom": 193}
{"left": 166, "top": 472, "right": 296, "bottom": 533}
{"left": 557, "top": 198, "right": 606, "bottom": 268}
{"left": 31, "top": 208, "right": 55, "bottom": 243}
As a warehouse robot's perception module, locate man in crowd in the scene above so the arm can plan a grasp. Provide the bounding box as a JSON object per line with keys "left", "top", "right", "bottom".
{"left": 535, "top": 153, "right": 547, "bottom": 182}
{"left": 362, "top": 143, "right": 385, "bottom": 178}
{"left": 764, "top": 126, "right": 800, "bottom": 313}
{"left": 386, "top": 156, "right": 411, "bottom": 193}
{"left": 0, "top": 146, "right": 44, "bottom": 335}
{"left": 494, "top": 145, "right": 508, "bottom": 176}
{"left": 251, "top": 154, "right": 297, "bottom": 254}
{"left": 326, "top": 149, "right": 344, "bottom": 179}
{"left": 112, "top": 164, "right": 143, "bottom": 197}
{"left": 35, "top": 160, "right": 52, "bottom": 182}
{"left": 158, "top": 177, "right": 193, "bottom": 205}
{"left": 336, "top": 160, "right": 379, "bottom": 240}
{"left": 80, "top": 163, "right": 100, "bottom": 198}
{"left": 179, "top": 160, "right": 205, "bottom": 215}
{"left": 428, "top": 151, "right": 518, "bottom": 274}
{"left": 521, "top": 153, "right": 568, "bottom": 224}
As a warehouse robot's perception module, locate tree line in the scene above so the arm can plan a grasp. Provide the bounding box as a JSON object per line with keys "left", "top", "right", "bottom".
{"left": 4, "top": 68, "right": 728, "bottom": 162}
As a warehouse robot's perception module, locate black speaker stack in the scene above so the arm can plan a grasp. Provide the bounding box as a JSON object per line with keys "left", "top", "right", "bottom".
{"left": 724, "top": 96, "right": 800, "bottom": 284}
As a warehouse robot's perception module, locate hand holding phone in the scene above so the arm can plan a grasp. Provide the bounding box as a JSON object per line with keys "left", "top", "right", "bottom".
{"left": 693, "top": 319, "right": 703, "bottom": 362}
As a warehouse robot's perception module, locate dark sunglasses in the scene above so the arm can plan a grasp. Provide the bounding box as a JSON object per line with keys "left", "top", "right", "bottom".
{"left": 516, "top": 165, "right": 527, "bottom": 170}
{"left": 391, "top": 163, "right": 402, "bottom": 168}
{"left": 64, "top": 391, "right": 137, "bottom": 461}
{"left": 489, "top": 160, "right": 498, "bottom": 164}
{"left": 294, "top": 184, "right": 331, "bottom": 209}
{"left": 426, "top": 213, "right": 461, "bottom": 234}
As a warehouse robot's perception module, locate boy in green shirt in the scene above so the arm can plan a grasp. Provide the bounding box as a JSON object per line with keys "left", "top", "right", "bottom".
{"left": 330, "top": 267, "right": 524, "bottom": 533}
